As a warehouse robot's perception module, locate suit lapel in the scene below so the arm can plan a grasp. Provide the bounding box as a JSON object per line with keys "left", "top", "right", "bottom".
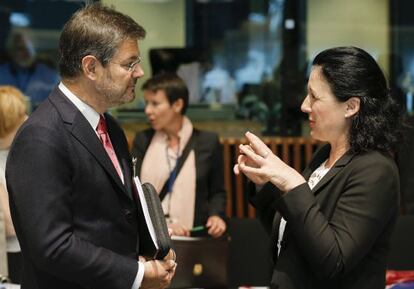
{"left": 106, "top": 116, "right": 133, "bottom": 200}
{"left": 48, "top": 88, "right": 129, "bottom": 197}
{"left": 304, "top": 145, "right": 354, "bottom": 195}
{"left": 71, "top": 114, "right": 127, "bottom": 194}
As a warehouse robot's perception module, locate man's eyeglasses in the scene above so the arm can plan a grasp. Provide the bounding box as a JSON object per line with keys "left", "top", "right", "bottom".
{"left": 110, "top": 56, "right": 141, "bottom": 72}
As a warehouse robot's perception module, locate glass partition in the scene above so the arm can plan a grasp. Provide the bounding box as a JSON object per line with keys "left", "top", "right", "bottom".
{"left": 0, "top": 0, "right": 409, "bottom": 137}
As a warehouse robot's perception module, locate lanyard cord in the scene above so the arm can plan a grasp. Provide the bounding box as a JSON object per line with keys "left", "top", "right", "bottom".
{"left": 164, "top": 142, "right": 181, "bottom": 219}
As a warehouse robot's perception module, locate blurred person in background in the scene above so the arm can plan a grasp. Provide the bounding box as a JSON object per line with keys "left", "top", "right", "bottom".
{"left": 132, "top": 73, "right": 226, "bottom": 238}
{"left": 0, "top": 31, "right": 59, "bottom": 110}
{"left": 235, "top": 46, "right": 402, "bottom": 289}
{"left": 0, "top": 85, "right": 28, "bottom": 284}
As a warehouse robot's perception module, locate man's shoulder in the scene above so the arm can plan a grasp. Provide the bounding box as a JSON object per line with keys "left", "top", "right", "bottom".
{"left": 23, "top": 99, "right": 62, "bottom": 132}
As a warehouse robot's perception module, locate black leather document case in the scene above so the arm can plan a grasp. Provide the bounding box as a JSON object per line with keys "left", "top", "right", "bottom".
{"left": 133, "top": 178, "right": 172, "bottom": 260}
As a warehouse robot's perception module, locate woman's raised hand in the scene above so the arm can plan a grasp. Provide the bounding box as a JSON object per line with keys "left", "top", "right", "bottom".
{"left": 234, "top": 132, "right": 306, "bottom": 192}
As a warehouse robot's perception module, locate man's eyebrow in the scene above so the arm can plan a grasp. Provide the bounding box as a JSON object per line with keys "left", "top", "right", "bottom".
{"left": 126, "top": 55, "right": 140, "bottom": 61}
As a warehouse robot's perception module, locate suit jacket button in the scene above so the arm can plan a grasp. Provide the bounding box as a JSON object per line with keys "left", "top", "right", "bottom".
{"left": 124, "top": 209, "right": 133, "bottom": 222}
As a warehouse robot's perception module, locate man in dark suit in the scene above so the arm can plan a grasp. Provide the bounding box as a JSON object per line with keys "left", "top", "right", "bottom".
{"left": 6, "top": 4, "right": 176, "bottom": 289}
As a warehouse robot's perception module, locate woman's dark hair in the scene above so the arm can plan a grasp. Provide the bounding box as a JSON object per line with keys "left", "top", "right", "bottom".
{"left": 313, "top": 46, "right": 403, "bottom": 153}
{"left": 59, "top": 3, "right": 146, "bottom": 78}
{"left": 142, "top": 73, "right": 189, "bottom": 115}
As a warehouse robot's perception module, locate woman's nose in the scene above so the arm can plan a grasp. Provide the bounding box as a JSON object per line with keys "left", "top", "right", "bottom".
{"left": 301, "top": 95, "right": 311, "bottom": 113}
{"left": 144, "top": 104, "right": 153, "bottom": 116}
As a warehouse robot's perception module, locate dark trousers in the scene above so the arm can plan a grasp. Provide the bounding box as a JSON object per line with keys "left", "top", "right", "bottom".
{"left": 7, "top": 252, "right": 22, "bottom": 284}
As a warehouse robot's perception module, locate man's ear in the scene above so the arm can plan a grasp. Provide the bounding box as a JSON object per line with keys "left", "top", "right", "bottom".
{"left": 345, "top": 97, "right": 360, "bottom": 118}
{"left": 81, "top": 55, "right": 100, "bottom": 80}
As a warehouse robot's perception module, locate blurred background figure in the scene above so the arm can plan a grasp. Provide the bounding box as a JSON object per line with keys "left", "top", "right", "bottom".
{"left": 0, "top": 85, "right": 28, "bottom": 284}
{"left": 132, "top": 73, "right": 227, "bottom": 238}
{"left": 0, "top": 31, "right": 59, "bottom": 110}
{"left": 201, "top": 55, "right": 236, "bottom": 104}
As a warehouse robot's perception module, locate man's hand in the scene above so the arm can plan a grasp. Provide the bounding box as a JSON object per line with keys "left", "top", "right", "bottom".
{"left": 164, "top": 249, "right": 176, "bottom": 262}
{"left": 141, "top": 259, "right": 176, "bottom": 289}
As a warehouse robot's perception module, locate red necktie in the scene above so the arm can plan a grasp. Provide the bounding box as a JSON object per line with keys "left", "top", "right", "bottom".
{"left": 96, "top": 115, "right": 124, "bottom": 183}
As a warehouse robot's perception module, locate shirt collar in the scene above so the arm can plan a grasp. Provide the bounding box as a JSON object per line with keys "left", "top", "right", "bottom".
{"left": 58, "top": 82, "right": 100, "bottom": 131}
{"left": 161, "top": 116, "right": 190, "bottom": 140}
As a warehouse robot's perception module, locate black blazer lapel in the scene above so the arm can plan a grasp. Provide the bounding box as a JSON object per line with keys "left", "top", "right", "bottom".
{"left": 305, "top": 144, "right": 355, "bottom": 194}
{"left": 48, "top": 88, "right": 128, "bottom": 196}
{"left": 120, "top": 157, "right": 133, "bottom": 200}
{"left": 106, "top": 115, "right": 134, "bottom": 200}
{"left": 71, "top": 114, "right": 127, "bottom": 194}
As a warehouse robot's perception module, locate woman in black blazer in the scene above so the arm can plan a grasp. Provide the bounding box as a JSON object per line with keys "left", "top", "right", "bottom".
{"left": 131, "top": 73, "right": 226, "bottom": 238}
{"left": 235, "top": 47, "right": 402, "bottom": 289}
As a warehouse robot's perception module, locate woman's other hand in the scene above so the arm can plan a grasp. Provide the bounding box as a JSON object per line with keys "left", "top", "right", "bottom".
{"left": 234, "top": 131, "right": 306, "bottom": 192}
{"left": 168, "top": 223, "right": 190, "bottom": 237}
{"left": 206, "top": 215, "right": 226, "bottom": 238}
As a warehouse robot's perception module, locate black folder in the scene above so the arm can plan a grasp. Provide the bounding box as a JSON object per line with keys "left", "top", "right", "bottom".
{"left": 133, "top": 177, "right": 172, "bottom": 260}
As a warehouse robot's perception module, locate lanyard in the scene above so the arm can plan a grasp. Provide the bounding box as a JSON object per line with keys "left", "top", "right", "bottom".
{"left": 166, "top": 143, "right": 181, "bottom": 192}
{"left": 164, "top": 143, "right": 181, "bottom": 218}
{"left": 167, "top": 166, "right": 178, "bottom": 193}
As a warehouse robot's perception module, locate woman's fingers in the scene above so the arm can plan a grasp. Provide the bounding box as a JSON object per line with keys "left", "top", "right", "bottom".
{"left": 233, "top": 164, "right": 240, "bottom": 175}
{"left": 245, "top": 131, "right": 271, "bottom": 158}
{"left": 239, "top": 161, "right": 262, "bottom": 176}
{"left": 235, "top": 132, "right": 305, "bottom": 190}
{"left": 233, "top": 133, "right": 273, "bottom": 185}
{"left": 239, "top": 144, "right": 263, "bottom": 163}
{"left": 234, "top": 152, "right": 251, "bottom": 174}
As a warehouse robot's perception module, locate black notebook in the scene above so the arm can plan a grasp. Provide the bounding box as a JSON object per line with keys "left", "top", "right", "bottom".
{"left": 133, "top": 177, "right": 172, "bottom": 260}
